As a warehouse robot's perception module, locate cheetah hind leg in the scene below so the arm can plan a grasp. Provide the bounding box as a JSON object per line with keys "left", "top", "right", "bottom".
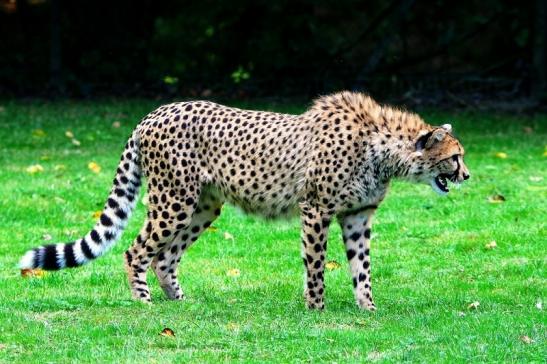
{"left": 152, "top": 190, "right": 224, "bottom": 300}
{"left": 124, "top": 189, "right": 199, "bottom": 302}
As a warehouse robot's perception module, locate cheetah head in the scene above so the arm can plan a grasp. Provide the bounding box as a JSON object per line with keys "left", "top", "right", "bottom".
{"left": 409, "top": 124, "right": 470, "bottom": 195}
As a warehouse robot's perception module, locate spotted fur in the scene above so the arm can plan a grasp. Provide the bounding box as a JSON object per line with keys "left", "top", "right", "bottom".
{"left": 20, "top": 91, "right": 469, "bottom": 310}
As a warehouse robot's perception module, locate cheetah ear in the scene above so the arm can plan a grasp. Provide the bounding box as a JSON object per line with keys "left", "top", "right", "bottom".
{"left": 425, "top": 128, "right": 447, "bottom": 148}
{"left": 415, "top": 130, "right": 432, "bottom": 151}
{"left": 441, "top": 123, "right": 452, "bottom": 132}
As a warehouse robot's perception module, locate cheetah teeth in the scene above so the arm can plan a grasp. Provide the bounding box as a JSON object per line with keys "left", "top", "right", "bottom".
{"left": 431, "top": 175, "right": 449, "bottom": 195}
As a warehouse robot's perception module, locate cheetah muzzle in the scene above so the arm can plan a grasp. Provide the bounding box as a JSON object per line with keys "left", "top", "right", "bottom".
{"left": 19, "top": 92, "right": 469, "bottom": 311}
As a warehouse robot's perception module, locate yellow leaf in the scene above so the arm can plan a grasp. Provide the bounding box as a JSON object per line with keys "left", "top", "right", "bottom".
{"left": 467, "top": 301, "right": 480, "bottom": 310}
{"left": 88, "top": 161, "right": 101, "bottom": 173}
{"left": 42, "top": 234, "right": 52, "bottom": 241}
{"left": 26, "top": 164, "right": 44, "bottom": 174}
{"left": 71, "top": 139, "right": 81, "bottom": 146}
{"left": 326, "top": 260, "right": 342, "bottom": 271}
{"left": 65, "top": 130, "right": 74, "bottom": 138}
{"left": 21, "top": 268, "right": 45, "bottom": 278}
{"left": 495, "top": 152, "right": 507, "bottom": 159}
{"left": 159, "top": 327, "right": 175, "bottom": 337}
{"left": 485, "top": 240, "right": 497, "bottom": 250}
{"left": 112, "top": 121, "right": 121, "bottom": 128}
{"left": 207, "top": 226, "right": 218, "bottom": 232}
{"left": 488, "top": 194, "right": 505, "bottom": 203}
{"left": 520, "top": 335, "right": 534, "bottom": 344}
{"left": 32, "top": 129, "right": 46, "bottom": 138}
{"left": 227, "top": 268, "right": 240, "bottom": 277}
{"left": 224, "top": 232, "right": 234, "bottom": 240}
{"left": 92, "top": 211, "right": 102, "bottom": 219}
{"left": 226, "top": 322, "right": 240, "bottom": 331}
{"left": 54, "top": 164, "right": 66, "bottom": 171}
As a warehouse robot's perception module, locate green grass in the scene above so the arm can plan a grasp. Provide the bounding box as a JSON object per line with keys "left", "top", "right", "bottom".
{"left": 0, "top": 99, "right": 545, "bottom": 363}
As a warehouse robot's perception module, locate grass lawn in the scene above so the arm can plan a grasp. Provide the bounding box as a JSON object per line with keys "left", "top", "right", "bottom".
{"left": 0, "top": 99, "right": 545, "bottom": 363}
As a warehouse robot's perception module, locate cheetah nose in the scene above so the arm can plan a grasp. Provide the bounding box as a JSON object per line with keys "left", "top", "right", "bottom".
{"left": 463, "top": 172, "right": 470, "bottom": 180}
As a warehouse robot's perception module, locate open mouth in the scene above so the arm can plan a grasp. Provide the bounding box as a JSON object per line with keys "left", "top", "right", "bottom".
{"left": 430, "top": 174, "right": 457, "bottom": 195}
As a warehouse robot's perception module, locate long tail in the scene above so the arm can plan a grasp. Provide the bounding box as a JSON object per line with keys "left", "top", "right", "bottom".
{"left": 19, "top": 130, "right": 142, "bottom": 270}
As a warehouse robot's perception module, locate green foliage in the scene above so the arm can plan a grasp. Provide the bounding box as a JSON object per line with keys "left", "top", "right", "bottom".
{"left": 0, "top": 101, "right": 545, "bottom": 362}
{"left": 0, "top": 0, "right": 541, "bottom": 96}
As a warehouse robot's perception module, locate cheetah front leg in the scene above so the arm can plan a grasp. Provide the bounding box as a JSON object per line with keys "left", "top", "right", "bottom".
{"left": 300, "top": 203, "right": 332, "bottom": 310}
{"left": 339, "top": 208, "right": 376, "bottom": 311}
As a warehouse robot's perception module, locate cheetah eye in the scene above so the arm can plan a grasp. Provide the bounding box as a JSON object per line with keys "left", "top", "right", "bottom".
{"left": 451, "top": 154, "right": 459, "bottom": 162}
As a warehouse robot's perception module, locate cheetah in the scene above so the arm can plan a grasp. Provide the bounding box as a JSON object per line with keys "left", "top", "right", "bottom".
{"left": 20, "top": 92, "right": 469, "bottom": 310}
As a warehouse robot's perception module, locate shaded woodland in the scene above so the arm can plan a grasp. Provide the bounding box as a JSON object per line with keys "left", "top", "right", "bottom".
{"left": 1, "top": 0, "right": 545, "bottom": 106}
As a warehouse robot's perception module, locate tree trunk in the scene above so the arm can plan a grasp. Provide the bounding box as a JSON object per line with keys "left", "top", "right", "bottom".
{"left": 49, "top": 0, "right": 63, "bottom": 94}
{"left": 532, "top": 0, "right": 547, "bottom": 102}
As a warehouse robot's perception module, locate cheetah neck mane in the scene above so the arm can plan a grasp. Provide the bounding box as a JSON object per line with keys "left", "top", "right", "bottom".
{"left": 310, "top": 91, "right": 433, "bottom": 179}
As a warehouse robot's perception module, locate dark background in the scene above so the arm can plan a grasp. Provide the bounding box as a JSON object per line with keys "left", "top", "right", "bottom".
{"left": 1, "top": 0, "right": 546, "bottom": 108}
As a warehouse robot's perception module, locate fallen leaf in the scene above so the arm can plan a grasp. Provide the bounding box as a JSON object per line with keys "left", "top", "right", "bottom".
{"left": 207, "top": 226, "right": 218, "bottom": 232}
{"left": 0, "top": 343, "right": 6, "bottom": 350}
{"left": 325, "top": 338, "right": 335, "bottom": 343}
{"left": 326, "top": 260, "right": 342, "bottom": 271}
{"left": 92, "top": 211, "right": 102, "bottom": 219}
{"left": 520, "top": 335, "right": 534, "bottom": 344}
{"left": 54, "top": 164, "right": 66, "bottom": 171}
{"left": 226, "top": 322, "right": 240, "bottom": 331}
{"left": 159, "top": 328, "right": 175, "bottom": 337}
{"left": 0, "top": 106, "right": 5, "bottom": 113}
{"left": 457, "top": 311, "right": 466, "bottom": 317}
{"left": 65, "top": 130, "right": 74, "bottom": 138}
{"left": 529, "top": 176, "right": 543, "bottom": 182}
{"left": 523, "top": 126, "right": 533, "bottom": 134}
{"left": 54, "top": 196, "right": 66, "bottom": 204}
{"left": 227, "top": 268, "right": 240, "bottom": 277}
{"left": 536, "top": 300, "right": 542, "bottom": 310}
{"left": 355, "top": 319, "right": 367, "bottom": 326}
{"left": 488, "top": 194, "right": 505, "bottom": 203}
{"left": 71, "top": 139, "right": 81, "bottom": 146}
{"left": 112, "top": 121, "right": 121, "bottom": 128}
{"left": 224, "top": 232, "right": 234, "bottom": 240}
{"left": 21, "top": 268, "right": 45, "bottom": 278}
{"left": 32, "top": 129, "right": 46, "bottom": 138}
{"left": 26, "top": 164, "right": 44, "bottom": 174}
{"left": 42, "top": 234, "right": 52, "bottom": 241}
{"left": 485, "top": 241, "right": 497, "bottom": 250}
{"left": 88, "top": 161, "right": 101, "bottom": 173}
{"left": 495, "top": 152, "right": 507, "bottom": 159}
{"left": 467, "top": 301, "right": 480, "bottom": 310}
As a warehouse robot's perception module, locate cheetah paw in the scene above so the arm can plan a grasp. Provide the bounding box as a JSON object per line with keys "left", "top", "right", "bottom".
{"left": 357, "top": 299, "right": 376, "bottom": 311}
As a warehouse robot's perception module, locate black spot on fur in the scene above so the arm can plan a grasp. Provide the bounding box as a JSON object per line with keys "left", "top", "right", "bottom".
{"left": 346, "top": 249, "right": 356, "bottom": 260}
{"left": 64, "top": 243, "right": 78, "bottom": 268}
{"left": 80, "top": 239, "right": 96, "bottom": 259}
{"left": 90, "top": 230, "right": 101, "bottom": 243}
{"left": 100, "top": 214, "right": 113, "bottom": 227}
{"left": 42, "top": 245, "right": 60, "bottom": 270}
